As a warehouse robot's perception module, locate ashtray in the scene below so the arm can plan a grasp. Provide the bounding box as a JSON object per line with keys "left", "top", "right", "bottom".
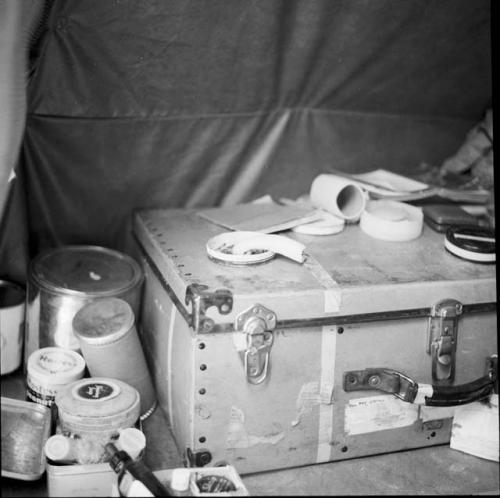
{"left": 206, "top": 231, "right": 275, "bottom": 265}
{"left": 1, "top": 396, "right": 52, "bottom": 480}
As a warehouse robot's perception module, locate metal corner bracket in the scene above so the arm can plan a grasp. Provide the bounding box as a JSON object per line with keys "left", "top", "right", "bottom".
{"left": 185, "top": 283, "right": 233, "bottom": 333}
{"left": 185, "top": 447, "right": 212, "bottom": 467}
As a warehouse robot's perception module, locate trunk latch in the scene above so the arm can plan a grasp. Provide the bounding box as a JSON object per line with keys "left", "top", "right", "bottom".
{"left": 235, "top": 305, "right": 276, "bottom": 384}
{"left": 427, "top": 299, "right": 463, "bottom": 384}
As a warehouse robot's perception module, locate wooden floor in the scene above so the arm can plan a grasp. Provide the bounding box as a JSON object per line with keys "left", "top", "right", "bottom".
{"left": 2, "top": 371, "right": 499, "bottom": 496}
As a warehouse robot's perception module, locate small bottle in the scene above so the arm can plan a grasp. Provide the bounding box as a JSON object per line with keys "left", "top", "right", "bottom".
{"left": 117, "top": 428, "right": 146, "bottom": 461}
{"left": 105, "top": 442, "right": 171, "bottom": 497}
{"left": 170, "top": 468, "right": 192, "bottom": 496}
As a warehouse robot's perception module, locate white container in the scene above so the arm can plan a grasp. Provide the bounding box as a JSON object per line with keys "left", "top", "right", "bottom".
{"left": 47, "top": 461, "right": 116, "bottom": 497}
{"left": 55, "top": 377, "right": 141, "bottom": 464}
{"left": 26, "top": 347, "right": 86, "bottom": 406}
{"left": 154, "top": 466, "right": 250, "bottom": 497}
{"left": 0, "top": 280, "right": 26, "bottom": 375}
{"left": 25, "top": 245, "right": 144, "bottom": 365}
{"left": 73, "top": 297, "right": 156, "bottom": 418}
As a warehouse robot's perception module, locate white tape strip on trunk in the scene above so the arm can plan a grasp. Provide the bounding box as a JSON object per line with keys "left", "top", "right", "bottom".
{"left": 303, "top": 253, "right": 341, "bottom": 313}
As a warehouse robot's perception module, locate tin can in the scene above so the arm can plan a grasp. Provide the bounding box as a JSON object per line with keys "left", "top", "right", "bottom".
{"left": 26, "top": 347, "right": 86, "bottom": 406}
{"left": 0, "top": 280, "right": 26, "bottom": 375}
{"left": 24, "top": 245, "right": 143, "bottom": 366}
{"left": 54, "top": 377, "right": 141, "bottom": 464}
{"left": 73, "top": 297, "right": 156, "bottom": 419}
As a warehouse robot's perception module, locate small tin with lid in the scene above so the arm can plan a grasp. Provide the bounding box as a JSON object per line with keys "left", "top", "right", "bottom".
{"left": 73, "top": 297, "right": 156, "bottom": 418}
{"left": 26, "top": 347, "right": 86, "bottom": 407}
{"left": 24, "top": 245, "right": 144, "bottom": 364}
{"left": 54, "top": 377, "right": 141, "bottom": 464}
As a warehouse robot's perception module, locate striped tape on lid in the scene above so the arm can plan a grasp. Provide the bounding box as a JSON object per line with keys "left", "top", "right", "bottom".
{"left": 444, "top": 226, "right": 496, "bottom": 263}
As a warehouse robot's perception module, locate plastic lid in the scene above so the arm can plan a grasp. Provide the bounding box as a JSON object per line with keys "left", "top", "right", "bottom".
{"left": 117, "top": 428, "right": 146, "bottom": 460}
{"left": 171, "top": 468, "right": 191, "bottom": 492}
{"left": 27, "top": 347, "right": 86, "bottom": 385}
{"left": 73, "top": 297, "right": 135, "bottom": 345}
{"left": 55, "top": 377, "right": 140, "bottom": 429}
{"left": 444, "top": 226, "right": 496, "bottom": 263}
{"left": 44, "top": 435, "right": 74, "bottom": 462}
{"left": 29, "top": 245, "right": 143, "bottom": 296}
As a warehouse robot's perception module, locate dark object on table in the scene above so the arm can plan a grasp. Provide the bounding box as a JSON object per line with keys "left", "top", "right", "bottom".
{"left": 106, "top": 442, "right": 172, "bottom": 497}
{"left": 444, "top": 226, "right": 496, "bottom": 263}
{"left": 423, "top": 204, "right": 481, "bottom": 232}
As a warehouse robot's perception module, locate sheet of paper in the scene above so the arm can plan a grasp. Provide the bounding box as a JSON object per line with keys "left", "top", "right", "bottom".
{"left": 197, "top": 201, "right": 321, "bottom": 233}
{"left": 352, "top": 169, "right": 429, "bottom": 193}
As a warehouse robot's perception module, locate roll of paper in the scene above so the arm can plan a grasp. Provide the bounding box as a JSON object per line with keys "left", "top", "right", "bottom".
{"left": 310, "top": 174, "right": 367, "bottom": 221}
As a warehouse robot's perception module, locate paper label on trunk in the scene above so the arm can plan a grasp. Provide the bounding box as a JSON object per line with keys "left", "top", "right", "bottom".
{"left": 344, "top": 395, "right": 419, "bottom": 435}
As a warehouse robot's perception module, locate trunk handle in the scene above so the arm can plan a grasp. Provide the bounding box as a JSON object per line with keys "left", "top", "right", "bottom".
{"left": 343, "top": 355, "right": 497, "bottom": 407}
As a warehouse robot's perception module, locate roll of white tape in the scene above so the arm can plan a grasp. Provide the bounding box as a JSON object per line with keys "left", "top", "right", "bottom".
{"left": 360, "top": 200, "right": 423, "bottom": 241}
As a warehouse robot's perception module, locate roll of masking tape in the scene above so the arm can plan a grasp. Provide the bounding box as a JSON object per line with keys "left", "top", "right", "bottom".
{"left": 360, "top": 200, "right": 423, "bottom": 241}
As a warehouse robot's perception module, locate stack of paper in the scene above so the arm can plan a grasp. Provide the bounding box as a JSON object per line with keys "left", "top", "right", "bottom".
{"left": 336, "top": 169, "right": 491, "bottom": 203}
{"left": 197, "top": 199, "right": 321, "bottom": 233}
{"left": 450, "top": 394, "right": 499, "bottom": 462}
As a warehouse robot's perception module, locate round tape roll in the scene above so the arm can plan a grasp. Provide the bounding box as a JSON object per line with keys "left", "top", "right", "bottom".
{"left": 360, "top": 200, "right": 423, "bottom": 242}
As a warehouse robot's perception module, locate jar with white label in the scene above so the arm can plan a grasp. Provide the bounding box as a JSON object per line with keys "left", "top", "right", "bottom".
{"left": 54, "top": 377, "right": 141, "bottom": 464}
{"left": 26, "top": 347, "right": 86, "bottom": 407}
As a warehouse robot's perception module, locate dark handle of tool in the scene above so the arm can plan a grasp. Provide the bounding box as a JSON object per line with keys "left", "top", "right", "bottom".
{"left": 343, "top": 360, "right": 497, "bottom": 407}
{"left": 425, "top": 374, "right": 495, "bottom": 406}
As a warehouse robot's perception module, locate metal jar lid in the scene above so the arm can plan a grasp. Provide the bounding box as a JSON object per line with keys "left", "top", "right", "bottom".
{"left": 27, "top": 347, "right": 86, "bottom": 386}
{"left": 55, "top": 377, "right": 140, "bottom": 432}
{"left": 73, "top": 297, "right": 135, "bottom": 346}
{"left": 29, "top": 245, "right": 143, "bottom": 297}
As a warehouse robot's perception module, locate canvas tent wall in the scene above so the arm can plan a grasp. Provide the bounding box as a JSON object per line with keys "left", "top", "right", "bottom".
{"left": 0, "top": 0, "right": 492, "bottom": 282}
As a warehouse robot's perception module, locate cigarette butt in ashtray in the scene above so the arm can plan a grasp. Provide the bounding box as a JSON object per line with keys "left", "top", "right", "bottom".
{"left": 310, "top": 174, "right": 367, "bottom": 221}
{"left": 231, "top": 233, "right": 306, "bottom": 263}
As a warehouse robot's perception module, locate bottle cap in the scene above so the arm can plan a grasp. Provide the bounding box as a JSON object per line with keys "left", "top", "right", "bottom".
{"left": 117, "top": 428, "right": 146, "bottom": 460}
{"left": 44, "top": 434, "right": 74, "bottom": 462}
{"left": 171, "top": 468, "right": 191, "bottom": 492}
